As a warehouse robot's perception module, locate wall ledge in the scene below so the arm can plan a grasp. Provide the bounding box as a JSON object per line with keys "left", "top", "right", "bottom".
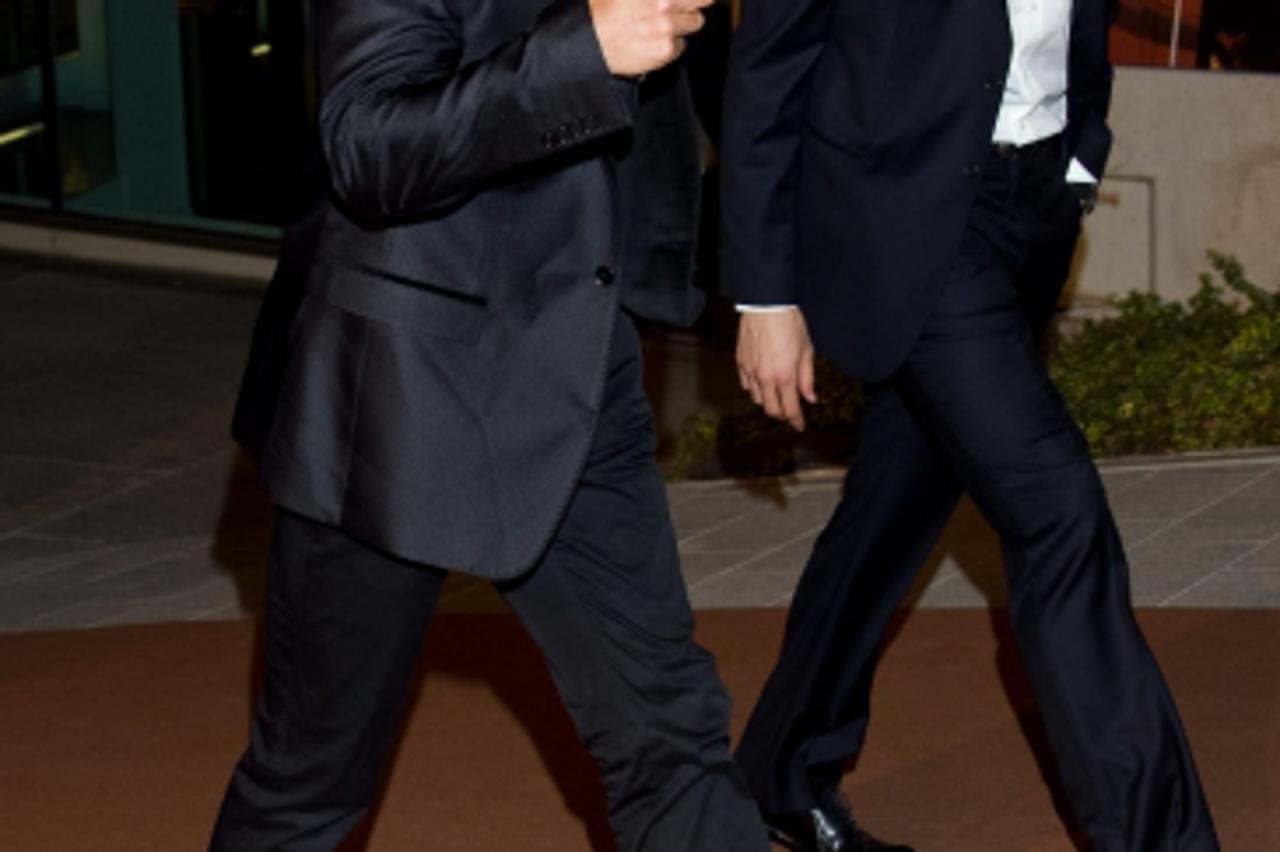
{"left": 0, "top": 218, "right": 276, "bottom": 285}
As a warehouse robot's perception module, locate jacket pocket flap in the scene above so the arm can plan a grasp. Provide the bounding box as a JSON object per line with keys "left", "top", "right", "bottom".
{"left": 320, "top": 262, "right": 487, "bottom": 345}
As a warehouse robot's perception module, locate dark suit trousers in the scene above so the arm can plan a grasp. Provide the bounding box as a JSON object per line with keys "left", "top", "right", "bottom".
{"left": 735, "top": 147, "right": 1220, "bottom": 851}
{"left": 210, "top": 313, "right": 769, "bottom": 852}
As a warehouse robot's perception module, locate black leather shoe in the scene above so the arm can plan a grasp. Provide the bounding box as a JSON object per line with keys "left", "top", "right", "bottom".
{"left": 761, "top": 792, "right": 913, "bottom": 852}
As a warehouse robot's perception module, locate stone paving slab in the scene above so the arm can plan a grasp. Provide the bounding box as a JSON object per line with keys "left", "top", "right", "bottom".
{"left": 1236, "top": 537, "right": 1280, "bottom": 571}
{"left": 666, "top": 457, "right": 1280, "bottom": 614}
{"left": 1, "top": 254, "right": 1279, "bottom": 632}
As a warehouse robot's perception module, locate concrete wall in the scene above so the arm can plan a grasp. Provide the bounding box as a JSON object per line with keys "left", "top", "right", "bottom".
{"left": 1071, "top": 67, "right": 1280, "bottom": 307}
{"left": 0, "top": 219, "right": 275, "bottom": 281}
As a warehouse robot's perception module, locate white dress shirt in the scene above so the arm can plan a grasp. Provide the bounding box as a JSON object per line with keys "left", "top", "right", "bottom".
{"left": 739, "top": 0, "right": 1094, "bottom": 313}
{"left": 995, "top": 0, "right": 1096, "bottom": 184}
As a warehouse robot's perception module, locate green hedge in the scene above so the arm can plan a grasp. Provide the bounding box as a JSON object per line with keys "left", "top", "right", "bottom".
{"left": 1051, "top": 251, "right": 1279, "bottom": 455}
{"left": 669, "top": 252, "right": 1280, "bottom": 479}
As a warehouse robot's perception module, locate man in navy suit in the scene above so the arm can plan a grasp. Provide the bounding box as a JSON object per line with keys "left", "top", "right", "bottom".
{"left": 721, "top": 0, "right": 1220, "bottom": 849}
{"left": 208, "top": 0, "right": 771, "bottom": 849}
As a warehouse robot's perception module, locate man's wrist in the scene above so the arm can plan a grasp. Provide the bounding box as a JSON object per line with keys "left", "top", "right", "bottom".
{"left": 737, "top": 304, "right": 798, "bottom": 314}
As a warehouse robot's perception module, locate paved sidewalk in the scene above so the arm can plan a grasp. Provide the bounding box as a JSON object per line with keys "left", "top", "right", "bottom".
{"left": 2, "top": 255, "right": 1278, "bottom": 633}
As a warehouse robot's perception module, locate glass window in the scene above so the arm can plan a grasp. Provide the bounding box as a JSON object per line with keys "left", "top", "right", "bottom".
{"left": 1112, "top": 0, "right": 1280, "bottom": 71}
{"left": 1, "top": 0, "right": 315, "bottom": 237}
{"left": 175, "top": 0, "right": 314, "bottom": 229}
{"left": 53, "top": 0, "right": 117, "bottom": 209}
{"left": 0, "top": 0, "right": 80, "bottom": 208}
{"left": 1198, "top": 1, "right": 1280, "bottom": 71}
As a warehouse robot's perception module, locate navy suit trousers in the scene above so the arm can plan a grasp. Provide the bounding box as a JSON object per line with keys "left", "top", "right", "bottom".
{"left": 210, "top": 313, "right": 769, "bottom": 852}
{"left": 735, "top": 147, "right": 1220, "bottom": 851}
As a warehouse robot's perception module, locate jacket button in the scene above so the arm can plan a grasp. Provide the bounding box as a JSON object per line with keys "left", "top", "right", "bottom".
{"left": 540, "top": 132, "right": 554, "bottom": 148}
{"left": 595, "top": 266, "right": 616, "bottom": 286}
{"left": 964, "top": 163, "right": 982, "bottom": 178}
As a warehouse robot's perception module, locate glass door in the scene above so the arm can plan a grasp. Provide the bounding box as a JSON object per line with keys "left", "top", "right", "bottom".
{"left": 0, "top": 0, "right": 80, "bottom": 208}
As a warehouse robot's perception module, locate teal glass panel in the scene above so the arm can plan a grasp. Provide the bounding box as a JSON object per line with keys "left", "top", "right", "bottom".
{"left": 0, "top": 0, "right": 76, "bottom": 208}
{"left": 47, "top": 0, "right": 315, "bottom": 238}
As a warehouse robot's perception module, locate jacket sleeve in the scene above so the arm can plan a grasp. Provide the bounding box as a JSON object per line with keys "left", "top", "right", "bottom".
{"left": 719, "top": 0, "right": 836, "bottom": 305}
{"left": 318, "top": 0, "right": 637, "bottom": 224}
{"left": 1069, "top": 0, "right": 1119, "bottom": 179}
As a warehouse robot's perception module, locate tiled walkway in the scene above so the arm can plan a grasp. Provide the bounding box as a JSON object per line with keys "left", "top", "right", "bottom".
{"left": 672, "top": 453, "right": 1280, "bottom": 609}
{"left": 2, "top": 255, "right": 1277, "bottom": 633}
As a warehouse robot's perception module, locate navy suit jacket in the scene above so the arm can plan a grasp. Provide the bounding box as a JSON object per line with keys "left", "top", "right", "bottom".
{"left": 721, "top": 0, "right": 1118, "bottom": 381}
{"left": 233, "top": 0, "right": 705, "bottom": 579}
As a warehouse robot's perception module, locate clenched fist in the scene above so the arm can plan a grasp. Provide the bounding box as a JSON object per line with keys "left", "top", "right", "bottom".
{"left": 590, "top": 0, "right": 714, "bottom": 77}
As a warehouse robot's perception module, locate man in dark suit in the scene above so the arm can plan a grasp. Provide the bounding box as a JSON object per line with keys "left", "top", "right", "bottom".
{"left": 722, "top": 0, "right": 1220, "bottom": 850}
{"left": 208, "top": 0, "right": 771, "bottom": 849}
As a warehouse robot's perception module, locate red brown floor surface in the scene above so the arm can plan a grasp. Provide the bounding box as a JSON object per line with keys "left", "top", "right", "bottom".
{"left": 1, "top": 609, "right": 1275, "bottom": 851}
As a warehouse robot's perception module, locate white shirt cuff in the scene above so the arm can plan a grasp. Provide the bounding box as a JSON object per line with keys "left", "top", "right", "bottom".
{"left": 736, "top": 304, "right": 798, "bottom": 313}
{"left": 1066, "top": 158, "right": 1098, "bottom": 185}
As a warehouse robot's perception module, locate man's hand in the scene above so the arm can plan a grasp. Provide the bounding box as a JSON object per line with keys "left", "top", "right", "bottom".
{"left": 737, "top": 309, "right": 818, "bottom": 432}
{"left": 1068, "top": 182, "right": 1099, "bottom": 215}
{"left": 590, "top": 0, "right": 714, "bottom": 77}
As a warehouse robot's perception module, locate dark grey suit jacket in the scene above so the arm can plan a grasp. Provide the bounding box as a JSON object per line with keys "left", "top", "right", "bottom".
{"left": 233, "top": 0, "right": 704, "bottom": 579}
